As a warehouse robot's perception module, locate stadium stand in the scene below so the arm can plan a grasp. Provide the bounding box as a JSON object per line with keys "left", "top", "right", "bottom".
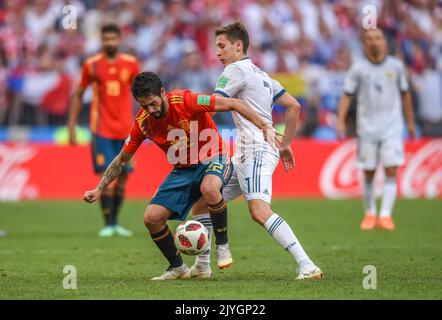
{"left": 0, "top": 0, "right": 441, "bottom": 142}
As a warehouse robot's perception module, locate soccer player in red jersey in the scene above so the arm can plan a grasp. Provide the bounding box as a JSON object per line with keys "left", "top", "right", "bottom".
{"left": 68, "top": 24, "right": 140, "bottom": 237}
{"left": 83, "top": 72, "right": 275, "bottom": 279}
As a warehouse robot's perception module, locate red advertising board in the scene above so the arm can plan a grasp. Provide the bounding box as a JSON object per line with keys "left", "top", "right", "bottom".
{"left": 0, "top": 139, "right": 440, "bottom": 200}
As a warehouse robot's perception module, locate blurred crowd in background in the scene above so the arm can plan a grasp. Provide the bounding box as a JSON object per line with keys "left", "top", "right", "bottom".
{"left": 1, "top": 0, "right": 442, "bottom": 139}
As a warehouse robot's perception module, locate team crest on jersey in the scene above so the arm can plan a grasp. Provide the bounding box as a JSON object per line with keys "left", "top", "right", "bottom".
{"left": 170, "top": 95, "right": 184, "bottom": 104}
{"left": 385, "top": 70, "right": 395, "bottom": 79}
{"left": 120, "top": 68, "right": 130, "bottom": 82}
{"left": 96, "top": 153, "right": 105, "bottom": 166}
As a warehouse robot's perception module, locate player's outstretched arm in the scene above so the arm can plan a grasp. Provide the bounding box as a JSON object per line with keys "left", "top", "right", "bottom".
{"left": 83, "top": 150, "right": 133, "bottom": 203}
{"left": 274, "top": 92, "right": 301, "bottom": 172}
{"left": 67, "top": 87, "right": 85, "bottom": 145}
{"left": 212, "top": 96, "right": 276, "bottom": 147}
{"left": 337, "top": 93, "right": 352, "bottom": 139}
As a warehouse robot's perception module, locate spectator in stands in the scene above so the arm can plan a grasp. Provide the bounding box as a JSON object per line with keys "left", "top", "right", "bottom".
{"left": 0, "top": 0, "right": 440, "bottom": 138}
{"left": 0, "top": 44, "right": 8, "bottom": 125}
{"left": 412, "top": 55, "right": 442, "bottom": 135}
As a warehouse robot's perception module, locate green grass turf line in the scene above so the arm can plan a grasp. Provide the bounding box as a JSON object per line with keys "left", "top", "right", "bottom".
{"left": 0, "top": 199, "right": 441, "bottom": 299}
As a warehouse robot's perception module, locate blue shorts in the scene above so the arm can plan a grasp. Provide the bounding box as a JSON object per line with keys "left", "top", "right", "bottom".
{"left": 91, "top": 134, "right": 133, "bottom": 174}
{"left": 149, "top": 156, "right": 233, "bottom": 221}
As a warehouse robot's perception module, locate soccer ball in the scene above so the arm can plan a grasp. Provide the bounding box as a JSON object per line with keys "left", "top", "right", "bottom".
{"left": 173, "top": 220, "right": 209, "bottom": 256}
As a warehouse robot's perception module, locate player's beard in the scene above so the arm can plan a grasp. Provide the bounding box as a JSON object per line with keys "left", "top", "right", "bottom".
{"left": 104, "top": 46, "right": 118, "bottom": 58}
{"left": 151, "top": 98, "right": 167, "bottom": 119}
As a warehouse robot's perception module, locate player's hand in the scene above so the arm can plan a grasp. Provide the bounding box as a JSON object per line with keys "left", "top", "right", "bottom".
{"left": 336, "top": 121, "right": 346, "bottom": 140}
{"left": 68, "top": 127, "right": 77, "bottom": 145}
{"left": 83, "top": 189, "right": 101, "bottom": 203}
{"left": 279, "top": 145, "right": 295, "bottom": 173}
{"left": 407, "top": 123, "right": 416, "bottom": 140}
{"left": 263, "top": 126, "right": 277, "bottom": 150}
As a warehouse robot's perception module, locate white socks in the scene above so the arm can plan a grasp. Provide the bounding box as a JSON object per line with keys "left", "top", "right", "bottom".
{"left": 264, "top": 213, "right": 311, "bottom": 266}
{"left": 380, "top": 177, "right": 397, "bottom": 217}
{"left": 363, "top": 175, "right": 398, "bottom": 217}
{"left": 193, "top": 213, "right": 213, "bottom": 266}
{"left": 363, "top": 177, "right": 376, "bottom": 215}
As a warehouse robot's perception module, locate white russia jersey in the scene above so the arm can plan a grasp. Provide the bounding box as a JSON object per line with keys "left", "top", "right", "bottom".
{"left": 214, "top": 58, "right": 286, "bottom": 148}
{"left": 343, "top": 55, "right": 409, "bottom": 139}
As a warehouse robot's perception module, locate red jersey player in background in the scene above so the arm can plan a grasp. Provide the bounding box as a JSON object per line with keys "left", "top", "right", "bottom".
{"left": 68, "top": 24, "right": 140, "bottom": 237}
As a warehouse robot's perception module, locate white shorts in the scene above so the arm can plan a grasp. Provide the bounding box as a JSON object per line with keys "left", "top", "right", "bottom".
{"left": 223, "top": 149, "right": 279, "bottom": 204}
{"left": 357, "top": 135, "right": 405, "bottom": 170}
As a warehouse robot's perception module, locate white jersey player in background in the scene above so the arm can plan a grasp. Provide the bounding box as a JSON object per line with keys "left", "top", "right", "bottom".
{"left": 337, "top": 28, "right": 416, "bottom": 231}
{"left": 191, "top": 22, "right": 323, "bottom": 280}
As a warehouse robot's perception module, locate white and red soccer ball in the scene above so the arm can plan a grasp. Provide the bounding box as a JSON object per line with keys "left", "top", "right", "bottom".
{"left": 173, "top": 220, "right": 209, "bottom": 256}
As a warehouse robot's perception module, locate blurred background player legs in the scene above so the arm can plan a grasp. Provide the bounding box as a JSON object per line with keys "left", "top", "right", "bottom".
{"left": 92, "top": 134, "right": 133, "bottom": 237}
{"left": 357, "top": 135, "right": 404, "bottom": 230}
{"left": 0, "top": 230, "right": 6, "bottom": 237}
{"left": 360, "top": 169, "right": 377, "bottom": 229}
{"left": 359, "top": 147, "right": 402, "bottom": 231}
{"left": 378, "top": 166, "right": 399, "bottom": 230}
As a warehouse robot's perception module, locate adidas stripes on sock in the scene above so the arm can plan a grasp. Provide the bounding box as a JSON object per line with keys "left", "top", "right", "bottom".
{"left": 208, "top": 198, "right": 228, "bottom": 245}
{"left": 264, "top": 213, "right": 311, "bottom": 265}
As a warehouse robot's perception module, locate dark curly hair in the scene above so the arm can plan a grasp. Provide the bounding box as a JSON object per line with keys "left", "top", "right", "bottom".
{"left": 131, "top": 71, "right": 164, "bottom": 99}
{"left": 101, "top": 23, "right": 121, "bottom": 36}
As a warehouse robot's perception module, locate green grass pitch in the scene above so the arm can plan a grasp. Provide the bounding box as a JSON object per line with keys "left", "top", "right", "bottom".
{"left": 0, "top": 199, "right": 441, "bottom": 299}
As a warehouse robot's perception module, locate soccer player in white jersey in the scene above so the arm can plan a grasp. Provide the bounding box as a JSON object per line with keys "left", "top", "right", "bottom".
{"left": 190, "top": 22, "right": 323, "bottom": 280}
{"left": 337, "top": 28, "right": 416, "bottom": 231}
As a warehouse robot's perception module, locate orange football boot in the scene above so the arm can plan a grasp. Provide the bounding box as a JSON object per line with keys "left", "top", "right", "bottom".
{"left": 376, "top": 216, "right": 395, "bottom": 230}
{"left": 360, "top": 214, "right": 377, "bottom": 230}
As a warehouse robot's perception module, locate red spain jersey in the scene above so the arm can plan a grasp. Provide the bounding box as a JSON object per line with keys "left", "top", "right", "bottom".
{"left": 79, "top": 53, "right": 140, "bottom": 139}
{"left": 123, "top": 90, "right": 227, "bottom": 168}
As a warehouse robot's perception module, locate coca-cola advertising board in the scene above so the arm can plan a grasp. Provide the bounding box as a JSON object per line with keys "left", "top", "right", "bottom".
{"left": 0, "top": 139, "right": 440, "bottom": 201}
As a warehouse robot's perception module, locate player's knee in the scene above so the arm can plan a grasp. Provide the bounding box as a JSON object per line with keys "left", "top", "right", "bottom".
{"left": 143, "top": 209, "right": 165, "bottom": 230}
{"left": 200, "top": 184, "right": 221, "bottom": 205}
{"left": 385, "top": 167, "right": 397, "bottom": 177}
{"left": 364, "top": 170, "right": 376, "bottom": 182}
